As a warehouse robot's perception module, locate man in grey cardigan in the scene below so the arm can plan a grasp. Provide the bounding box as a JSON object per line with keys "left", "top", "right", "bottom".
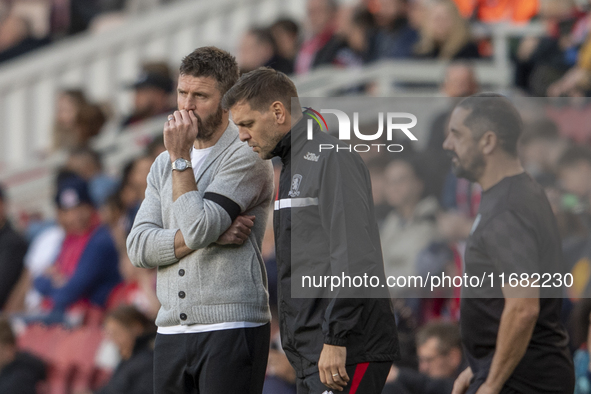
{"left": 126, "top": 47, "right": 274, "bottom": 394}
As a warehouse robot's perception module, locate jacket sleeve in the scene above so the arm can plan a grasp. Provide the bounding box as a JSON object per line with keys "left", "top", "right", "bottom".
{"left": 127, "top": 155, "right": 180, "bottom": 269}
{"left": 171, "top": 146, "right": 272, "bottom": 251}
{"left": 317, "top": 152, "right": 377, "bottom": 346}
{"left": 45, "top": 229, "right": 119, "bottom": 310}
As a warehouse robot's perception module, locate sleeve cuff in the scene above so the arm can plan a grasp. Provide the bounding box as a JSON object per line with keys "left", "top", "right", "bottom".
{"left": 324, "top": 336, "right": 347, "bottom": 347}
{"left": 157, "top": 228, "right": 180, "bottom": 266}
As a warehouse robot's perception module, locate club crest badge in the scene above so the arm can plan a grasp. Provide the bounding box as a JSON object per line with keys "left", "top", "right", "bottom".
{"left": 288, "top": 174, "right": 302, "bottom": 197}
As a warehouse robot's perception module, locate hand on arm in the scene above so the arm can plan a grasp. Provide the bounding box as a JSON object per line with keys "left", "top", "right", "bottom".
{"left": 476, "top": 285, "right": 539, "bottom": 394}
{"left": 452, "top": 367, "right": 473, "bottom": 394}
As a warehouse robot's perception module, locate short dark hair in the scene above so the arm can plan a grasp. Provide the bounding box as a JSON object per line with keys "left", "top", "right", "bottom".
{"left": 179, "top": 47, "right": 240, "bottom": 96}
{"left": 557, "top": 146, "right": 591, "bottom": 169}
{"left": 416, "top": 321, "right": 461, "bottom": 355}
{"left": 456, "top": 93, "right": 523, "bottom": 157}
{"left": 248, "top": 27, "right": 276, "bottom": 50}
{"left": 222, "top": 67, "right": 300, "bottom": 113}
{"left": 0, "top": 316, "right": 15, "bottom": 346}
{"left": 271, "top": 18, "right": 299, "bottom": 37}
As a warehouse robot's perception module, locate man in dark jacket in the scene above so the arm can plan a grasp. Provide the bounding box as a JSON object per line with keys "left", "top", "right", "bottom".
{"left": 0, "top": 183, "right": 28, "bottom": 310}
{"left": 0, "top": 317, "right": 46, "bottom": 394}
{"left": 223, "top": 67, "right": 399, "bottom": 394}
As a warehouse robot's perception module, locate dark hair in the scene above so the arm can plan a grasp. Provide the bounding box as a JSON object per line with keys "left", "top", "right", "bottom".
{"left": 557, "top": 146, "right": 591, "bottom": 169}
{"left": 222, "top": 67, "right": 300, "bottom": 113}
{"left": 248, "top": 27, "right": 276, "bottom": 50}
{"left": 416, "top": 321, "right": 462, "bottom": 355}
{"left": 0, "top": 316, "right": 15, "bottom": 346}
{"left": 70, "top": 147, "right": 103, "bottom": 170}
{"left": 271, "top": 18, "right": 299, "bottom": 37}
{"left": 179, "top": 47, "right": 240, "bottom": 96}
{"left": 351, "top": 7, "right": 375, "bottom": 30}
{"left": 106, "top": 305, "right": 155, "bottom": 333}
{"left": 456, "top": 93, "right": 523, "bottom": 157}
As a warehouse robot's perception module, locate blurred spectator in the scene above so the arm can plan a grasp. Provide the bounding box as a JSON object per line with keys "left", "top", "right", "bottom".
{"left": 146, "top": 135, "right": 166, "bottom": 159}
{"left": 66, "top": 148, "right": 119, "bottom": 207}
{"left": 32, "top": 175, "right": 121, "bottom": 325}
{"left": 295, "top": 0, "right": 339, "bottom": 74}
{"left": 367, "top": 155, "right": 393, "bottom": 225}
{"left": 441, "top": 61, "right": 479, "bottom": 98}
{"left": 69, "top": 0, "right": 103, "bottom": 34}
{"left": 53, "top": 89, "right": 107, "bottom": 152}
{"left": 270, "top": 18, "right": 300, "bottom": 69}
{"left": 452, "top": 0, "right": 538, "bottom": 23}
{"left": 380, "top": 157, "right": 440, "bottom": 282}
{"left": 0, "top": 184, "right": 28, "bottom": 311}
{"left": 371, "top": 0, "right": 419, "bottom": 59}
{"left": 557, "top": 146, "right": 591, "bottom": 209}
{"left": 122, "top": 70, "right": 175, "bottom": 127}
{"left": 95, "top": 305, "right": 156, "bottom": 394}
{"left": 0, "top": 316, "right": 46, "bottom": 394}
{"left": 571, "top": 299, "right": 591, "bottom": 394}
{"left": 333, "top": 6, "right": 379, "bottom": 67}
{"left": 119, "top": 155, "right": 153, "bottom": 233}
{"left": 414, "top": 0, "right": 480, "bottom": 60}
{"left": 384, "top": 321, "right": 465, "bottom": 394}
{"left": 0, "top": 12, "right": 50, "bottom": 64}
{"left": 518, "top": 119, "right": 568, "bottom": 183}
{"left": 515, "top": 0, "right": 578, "bottom": 96}
{"left": 238, "top": 27, "right": 294, "bottom": 74}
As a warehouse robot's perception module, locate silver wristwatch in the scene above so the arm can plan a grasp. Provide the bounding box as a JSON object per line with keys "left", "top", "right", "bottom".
{"left": 172, "top": 158, "right": 192, "bottom": 172}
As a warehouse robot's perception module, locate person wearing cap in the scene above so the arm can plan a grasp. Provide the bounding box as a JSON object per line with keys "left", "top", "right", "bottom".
{"left": 121, "top": 70, "right": 176, "bottom": 128}
{"left": 32, "top": 174, "right": 121, "bottom": 324}
{"left": 0, "top": 184, "right": 28, "bottom": 311}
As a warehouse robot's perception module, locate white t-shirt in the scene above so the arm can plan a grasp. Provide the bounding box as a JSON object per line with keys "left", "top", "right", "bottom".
{"left": 158, "top": 145, "right": 265, "bottom": 335}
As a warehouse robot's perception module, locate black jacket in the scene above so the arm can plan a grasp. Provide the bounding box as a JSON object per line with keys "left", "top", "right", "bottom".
{"left": 271, "top": 112, "right": 399, "bottom": 377}
{"left": 97, "top": 333, "right": 155, "bottom": 394}
{"left": 0, "top": 352, "right": 46, "bottom": 394}
{"left": 0, "top": 221, "right": 28, "bottom": 309}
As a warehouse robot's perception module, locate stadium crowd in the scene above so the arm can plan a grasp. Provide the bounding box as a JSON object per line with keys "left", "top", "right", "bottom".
{"left": 2, "top": 0, "right": 591, "bottom": 393}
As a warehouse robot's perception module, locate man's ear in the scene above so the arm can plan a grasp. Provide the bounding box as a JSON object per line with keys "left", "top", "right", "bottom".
{"left": 481, "top": 131, "right": 498, "bottom": 155}
{"left": 271, "top": 101, "right": 287, "bottom": 125}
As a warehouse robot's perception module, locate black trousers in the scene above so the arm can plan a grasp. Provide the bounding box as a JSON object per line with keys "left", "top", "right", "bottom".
{"left": 153, "top": 323, "right": 270, "bottom": 394}
{"left": 296, "top": 361, "right": 391, "bottom": 394}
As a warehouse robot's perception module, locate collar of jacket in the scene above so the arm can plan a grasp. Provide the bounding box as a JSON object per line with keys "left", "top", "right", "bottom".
{"left": 271, "top": 110, "right": 313, "bottom": 163}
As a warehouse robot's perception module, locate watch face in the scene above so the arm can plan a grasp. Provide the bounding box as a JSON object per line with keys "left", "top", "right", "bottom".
{"left": 175, "top": 159, "right": 187, "bottom": 171}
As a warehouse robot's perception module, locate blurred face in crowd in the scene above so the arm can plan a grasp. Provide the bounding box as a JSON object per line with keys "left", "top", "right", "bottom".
{"left": 270, "top": 25, "right": 298, "bottom": 59}
{"left": 177, "top": 74, "right": 225, "bottom": 142}
{"left": 0, "top": 15, "right": 29, "bottom": 51}
{"left": 429, "top": 2, "right": 455, "bottom": 42}
{"left": 104, "top": 317, "right": 141, "bottom": 361}
{"left": 66, "top": 154, "right": 100, "bottom": 180}
{"left": 58, "top": 204, "right": 94, "bottom": 235}
{"left": 384, "top": 160, "right": 423, "bottom": 209}
{"left": 558, "top": 161, "right": 591, "bottom": 198}
{"left": 374, "top": 0, "right": 407, "bottom": 28}
{"left": 307, "top": 0, "right": 335, "bottom": 36}
{"left": 443, "top": 65, "right": 479, "bottom": 98}
{"left": 232, "top": 100, "right": 288, "bottom": 160}
{"left": 418, "top": 337, "right": 462, "bottom": 379}
{"left": 129, "top": 157, "right": 152, "bottom": 201}
{"left": 56, "top": 93, "right": 81, "bottom": 130}
{"left": 134, "top": 87, "right": 170, "bottom": 118}
{"left": 238, "top": 32, "right": 274, "bottom": 73}
{"left": 444, "top": 107, "right": 486, "bottom": 183}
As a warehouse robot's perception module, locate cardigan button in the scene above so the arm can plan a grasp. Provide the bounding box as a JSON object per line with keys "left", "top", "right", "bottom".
{"left": 178, "top": 269, "right": 185, "bottom": 276}
{"left": 180, "top": 313, "right": 187, "bottom": 321}
{"left": 178, "top": 291, "right": 186, "bottom": 299}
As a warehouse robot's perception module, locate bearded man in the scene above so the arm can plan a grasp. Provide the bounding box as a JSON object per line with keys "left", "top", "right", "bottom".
{"left": 127, "top": 47, "right": 274, "bottom": 394}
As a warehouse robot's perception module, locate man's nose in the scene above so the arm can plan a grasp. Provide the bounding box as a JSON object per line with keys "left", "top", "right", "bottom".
{"left": 238, "top": 129, "right": 250, "bottom": 142}
{"left": 442, "top": 134, "right": 452, "bottom": 151}
{"left": 180, "top": 97, "right": 196, "bottom": 111}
